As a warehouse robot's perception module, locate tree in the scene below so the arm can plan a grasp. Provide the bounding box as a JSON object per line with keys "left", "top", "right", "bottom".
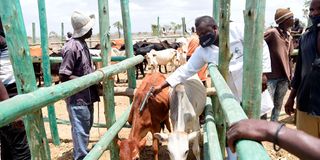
{"left": 113, "top": 21, "right": 123, "bottom": 38}
{"left": 170, "top": 22, "right": 182, "bottom": 34}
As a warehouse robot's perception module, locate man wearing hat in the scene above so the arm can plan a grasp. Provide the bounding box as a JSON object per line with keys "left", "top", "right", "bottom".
{"left": 285, "top": 0, "right": 320, "bottom": 138}
{"left": 263, "top": 8, "right": 294, "bottom": 121}
{"left": 59, "top": 11, "right": 99, "bottom": 160}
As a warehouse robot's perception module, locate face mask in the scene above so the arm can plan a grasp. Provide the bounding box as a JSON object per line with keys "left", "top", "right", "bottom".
{"left": 309, "top": 15, "right": 320, "bottom": 26}
{"left": 199, "top": 32, "right": 216, "bottom": 48}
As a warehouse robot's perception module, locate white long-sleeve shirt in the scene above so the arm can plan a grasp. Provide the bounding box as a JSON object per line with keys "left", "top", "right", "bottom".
{"left": 167, "top": 23, "right": 271, "bottom": 102}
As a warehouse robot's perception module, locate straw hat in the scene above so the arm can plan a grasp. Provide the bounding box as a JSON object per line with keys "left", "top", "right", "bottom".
{"left": 274, "top": 8, "right": 293, "bottom": 25}
{"left": 71, "top": 11, "right": 95, "bottom": 38}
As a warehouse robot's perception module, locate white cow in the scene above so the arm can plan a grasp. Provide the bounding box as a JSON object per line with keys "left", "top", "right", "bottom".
{"left": 154, "top": 75, "right": 206, "bottom": 160}
{"left": 145, "top": 48, "right": 177, "bottom": 73}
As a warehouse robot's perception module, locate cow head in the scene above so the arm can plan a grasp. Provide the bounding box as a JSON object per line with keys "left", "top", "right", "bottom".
{"left": 154, "top": 131, "right": 199, "bottom": 160}
{"left": 117, "top": 138, "right": 147, "bottom": 160}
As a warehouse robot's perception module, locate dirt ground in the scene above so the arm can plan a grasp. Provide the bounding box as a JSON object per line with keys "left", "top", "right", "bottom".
{"left": 42, "top": 71, "right": 299, "bottom": 160}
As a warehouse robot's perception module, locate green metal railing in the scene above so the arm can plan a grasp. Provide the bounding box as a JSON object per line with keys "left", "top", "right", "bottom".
{"left": 84, "top": 105, "right": 132, "bottom": 159}
{"left": 0, "top": 55, "right": 143, "bottom": 127}
{"left": 208, "top": 64, "right": 270, "bottom": 159}
{"left": 203, "top": 97, "right": 223, "bottom": 160}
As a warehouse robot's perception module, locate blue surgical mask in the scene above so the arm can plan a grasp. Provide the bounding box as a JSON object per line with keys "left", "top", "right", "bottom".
{"left": 309, "top": 15, "right": 320, "bottom": 26}
{"left": 199, "top": 32, "right": 216, "bottom": 48}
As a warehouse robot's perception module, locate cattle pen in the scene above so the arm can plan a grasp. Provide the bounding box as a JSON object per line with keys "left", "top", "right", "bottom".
{"left": 0, "top": 0, "right": 270, "bottom": 160}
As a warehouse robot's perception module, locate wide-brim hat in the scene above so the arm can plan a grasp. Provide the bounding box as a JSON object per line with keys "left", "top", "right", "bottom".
{"left": 71, "top": 11, "right": 95, "bottom": 38}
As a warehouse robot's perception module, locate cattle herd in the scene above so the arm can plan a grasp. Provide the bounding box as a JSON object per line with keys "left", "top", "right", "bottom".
{"left": 32, "top": 37, "right": 188, "bottom": 85}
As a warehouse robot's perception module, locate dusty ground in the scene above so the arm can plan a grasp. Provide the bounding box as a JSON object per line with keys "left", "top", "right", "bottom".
{"left": 42, "top": 71, "right": 299, "bottom": 160}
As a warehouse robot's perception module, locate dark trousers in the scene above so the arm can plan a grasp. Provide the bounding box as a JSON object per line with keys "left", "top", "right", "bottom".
{"left": 0, "top": 83, "right": 31, "bottom": 160}
{"left": 0, "top": 123, "right": 31, "bottom": 160}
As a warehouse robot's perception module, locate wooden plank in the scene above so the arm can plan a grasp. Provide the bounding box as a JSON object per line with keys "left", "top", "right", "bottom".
{"left": 0, "top": 0, "right": 51, "bottom": 159}
{"left": 242, "top": 0, "right": 266, "bottom": 119}
{"left": 38, "top": 0, "right": 60, "bottom": 146}
{"left": 98, "top": 0, "right": 119, "bottom": 159}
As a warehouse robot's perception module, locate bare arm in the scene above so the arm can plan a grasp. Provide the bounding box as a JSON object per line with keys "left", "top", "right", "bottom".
{"left": 227, "top": 119, "right": 320, "bottom": 160}
{"left": 0, "top": 81, "right": 9, "bottom": 101}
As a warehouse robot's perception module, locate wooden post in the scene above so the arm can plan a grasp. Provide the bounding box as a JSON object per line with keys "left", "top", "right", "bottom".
{"left": 213, "top": 0, "right": 220, "bottom": 26}
{"left": 157, "top": 16, "right": 160, "bottom": 37}
{"left": 37, "top": 0, "right": 60, "bottom": 146}
{"left": 98, "top": 0, "right": 119, "bottom": 159}
{"left": 0, "top": 0, "right": 51, "bottom": 159}
{"left": 61, "top": 22, "right": 64, "bottom": 43}
{"left": 32, "top": 22, "right": 36, "bottom": 44}
{"left": 120, "top": 0, "right": 136, "bottom": 98}
{"left": 242, "top": 0, "right": 266, "bottom": 119}
{"left": 182, "top": 17, "right": 186, "bottom": 36}
{"left": 215, "top": 0, "right": 231, "bottom": 156}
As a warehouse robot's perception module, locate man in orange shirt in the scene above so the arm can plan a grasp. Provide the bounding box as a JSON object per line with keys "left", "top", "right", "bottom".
{"left": 187, "top": 27, "right": 208, "bottom": 87}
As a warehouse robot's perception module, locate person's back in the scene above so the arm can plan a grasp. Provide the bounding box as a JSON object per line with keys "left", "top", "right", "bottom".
{"left": 0, "top": 18, "right": 31, "bottom": 160}
{"left": 264, "top": 8, "right": 294, "bottom": 121}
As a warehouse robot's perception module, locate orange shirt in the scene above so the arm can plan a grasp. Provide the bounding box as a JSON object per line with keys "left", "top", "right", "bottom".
{"left": 187, "top": 34, "right": 207, "bottom": 81}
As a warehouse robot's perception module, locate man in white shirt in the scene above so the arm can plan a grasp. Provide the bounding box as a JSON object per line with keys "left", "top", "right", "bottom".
{"left": 153, "top": 16, "right": 271, "bottom": 104}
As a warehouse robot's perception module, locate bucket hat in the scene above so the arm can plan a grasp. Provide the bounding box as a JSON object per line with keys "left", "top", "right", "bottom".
{"left": 71, "top": 11, "right": 95, "bottom": 38}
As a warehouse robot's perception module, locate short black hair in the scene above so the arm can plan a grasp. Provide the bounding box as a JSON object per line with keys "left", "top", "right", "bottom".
{"left": 195, "top": 16, "right": 217, "bottom": 28}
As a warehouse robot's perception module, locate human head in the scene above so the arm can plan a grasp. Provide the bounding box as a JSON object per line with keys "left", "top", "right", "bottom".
{"left": 71, "top": 11, "right": 95, "bottom": 39}
{"left": 309, "top": 0, "right": 320, "bottom": 26}
{"left": 294, "top": 18, "right": 300, "bottom": 26}
{"left": 195, "top": 16, "right": 218, "bottom": 47}
{"left": 274, "top": 8, "right": 294, "bottom": 30}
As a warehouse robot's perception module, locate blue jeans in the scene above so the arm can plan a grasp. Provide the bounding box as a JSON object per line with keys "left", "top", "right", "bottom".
{"left": 67, "top": 104, "right": 94, "bottom": 160}
{"left": 267, "top": 78, "right": 289, "bottom": 121}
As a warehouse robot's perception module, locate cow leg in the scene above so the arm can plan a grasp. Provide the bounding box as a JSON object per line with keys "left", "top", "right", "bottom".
{"left": 116, "top": 74, "right": 120, "bottom": 83}
{"left": 140, "top": 63, "right": 145, "bottom": 78}
{"left": 135, "top": 65, "right": 139, "bottom": 79}
{"left": 164, "top": 117, "right": 171, "bottom": 132}
{"left": 164, "top": 65, "right": 167, "bottom": 73}
{"left": 152, "top": 125, "right": 161, "bottom": 160}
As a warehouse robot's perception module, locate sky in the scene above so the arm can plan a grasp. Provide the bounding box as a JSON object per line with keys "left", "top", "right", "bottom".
{"left": 19, "top": 0, "right": 308, "bottom": 37}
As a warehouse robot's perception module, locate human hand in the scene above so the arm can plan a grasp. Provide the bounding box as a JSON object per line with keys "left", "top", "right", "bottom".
{"left": 285, "top": 98, "right": 295, "bottom": 116}
{"left": 152, "top": 85, "right": 163, "bottom": 96}
{"left": 261, "top": 74, "right": 268, "bottom": 92}
{"left": 227, "top": 119, "right": 274, "bottom": 153}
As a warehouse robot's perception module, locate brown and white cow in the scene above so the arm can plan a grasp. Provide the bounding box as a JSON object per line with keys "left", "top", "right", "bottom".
{"left": 117, "top": 73, "right": 171, "bottom": 160}
{"left": 154, "top": 75, "right": 206, "bottom": 160}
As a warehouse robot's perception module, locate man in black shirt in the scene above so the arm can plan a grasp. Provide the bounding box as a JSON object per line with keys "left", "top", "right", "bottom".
{"left": 285, "top": 0, "right": 320, "bottom": 138}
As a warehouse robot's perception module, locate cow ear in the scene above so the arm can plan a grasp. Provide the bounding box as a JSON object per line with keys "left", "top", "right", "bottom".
{"left": 188, "top": 131, "right": 200, "bottom": 141}
{"left": 154, "top": 133, "right": 169, "bottom": 143}
{"left": 138, "top": 138, "right": 147, "bottom": 149}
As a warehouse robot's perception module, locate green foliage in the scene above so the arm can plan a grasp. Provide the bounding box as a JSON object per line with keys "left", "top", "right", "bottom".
{"left": 151, "top": 24, "right": 159, "bottom": 36}
{"left": 113, "top": 21, "right": 123, "bottom": 38}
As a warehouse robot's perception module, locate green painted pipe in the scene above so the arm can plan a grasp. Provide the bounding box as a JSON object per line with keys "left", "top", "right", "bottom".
{"left": 32, "top": 22, "right": 36, "bottom": 44}
{"left": 208, "top": 64, "right": 270, "bottom": 159}
{"left": 157, "top": 16, "right": 160, "bottom": 37}
{"left": 32, "top": 56, "right": 127, "bottom": 63}
{"left": 182, "top": 17, "right": 186, "bottom": 36}
{"left": 203, "top": 97, "right": 223, "bottom": 160}
{"left": 98, "top": 0, "right": 119, "bottom": 159}
{"left": 61, "top": 22, "right": 64, "bottom": 43}
{"left": 213, "top": 0, "right": 220, "bottom": 26}
{"left": 242, "top": 0, "right": 266, "bottom": 119}
{"left": 37, "top": 0, "right": 60, "bottom": 146}
{"left": 84, "top": 105, "right": 131, "bottom": 160}
{"left": 121, "top": 0, "right": 136, "bottom": 92}
{"left": 0, "top": 55, "right": 144, "bottom": 127}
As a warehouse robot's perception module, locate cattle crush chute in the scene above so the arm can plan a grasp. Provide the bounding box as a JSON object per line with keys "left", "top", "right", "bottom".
{"left": 0, "top": 0, "right": 270, "bottom": 159}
